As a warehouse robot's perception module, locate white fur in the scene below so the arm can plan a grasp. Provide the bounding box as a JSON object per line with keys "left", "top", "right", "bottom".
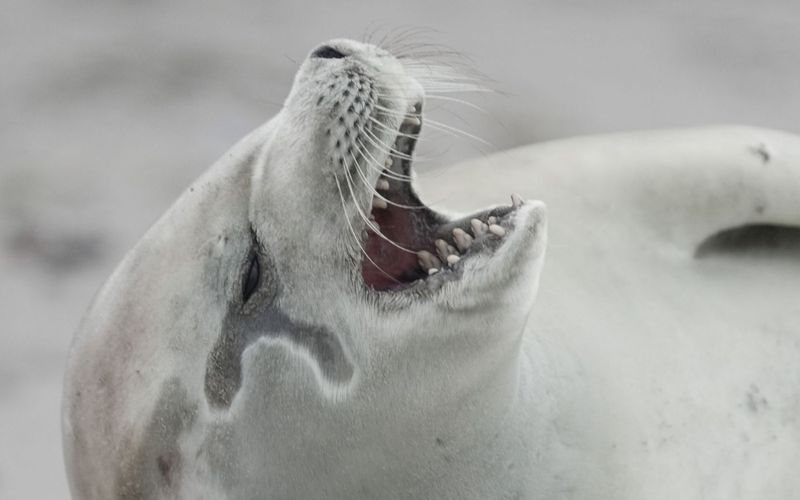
{"left": 422, "top": 126, "right": 800, "bottom": 499}
{"left": 62, "top": 36, "right": 800, "bottom": 500}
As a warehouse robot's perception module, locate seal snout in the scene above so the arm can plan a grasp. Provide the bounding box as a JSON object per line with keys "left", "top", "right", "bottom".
{"left": 303, "top": 38, "right": 539, "bottom": 298}
{"left": 358, "top": 100, "right": 539, "bottom": 294}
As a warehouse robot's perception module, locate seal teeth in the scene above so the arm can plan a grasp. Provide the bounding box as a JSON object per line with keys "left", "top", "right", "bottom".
{"left": 446, "top": 254, "right": 460, "bottom": 266}
{"left": 470, "top": 218, "right": 488, "bottom": 237}
{"left": 452, "top": 228, "right": 473, "bottom": 252}
{"left": 488, "top": 224, "right": 506, "bottom": 237}
{"left": 376, "top": 179, "right": 390, "bottom": 191}
{"left": 434, "top": 239, "right": 451, "bottom": 262}
{"left": 385, "top": 158, "right": 393, "bottom": 168}
{"left": 372, "top": 197, "right": 388, "bottom": 209}
{"left": 403, "top": 115, "right": 421, "bottom": 127}
{"left": 417, "top": 250, "right": 441, "bottom": 271}
{"left": 428, "top": 268, "right": 439, "bottom": 276}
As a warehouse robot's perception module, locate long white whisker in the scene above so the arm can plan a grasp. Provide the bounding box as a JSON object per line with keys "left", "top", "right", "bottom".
{"left": 340, "top": 160, "right": 382, "bottom": 236}
{"left": 382, "top": 27, "right": 440, "bottom": 53}
{"left": 376, "top": 83, "right": 490, "bottom": 93}
{"left": 349, "top": 149, "right": 423, "bottom": 210}
{"left": 372, "top": 103, "right": 413, "bottom": 117}
{"left": 379, "top": 73, "right": 485, "bottom": 84}
{"left": 366, "top": 116, "right": 418, "bottom": 140}
{"left": 332, "top": 171, "right": 401, "bottom": 285}
{"left": 362, "top": 126, "right": 420, "bottom": 162}
{"left": 360, "top": 124, "right": 410, "bottom": 160}
{"left": 341, "top": 153, "right": 417, "bottom": 254}
{"left": 354, "top": 138, "right": 413, "bottom": 182}
{"left": 424, "top": 118, "right": 492, "bottom": 146}
{"left": 424, "top": 94, "right": 488, "bottom": 113}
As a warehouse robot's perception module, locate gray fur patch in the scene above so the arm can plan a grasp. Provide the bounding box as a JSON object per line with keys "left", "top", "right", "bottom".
{"left": 205, "top": 306, "right": 354, "bottom": 408}
{"left": 115, "top": 378, "right": 197, "bottom": 499}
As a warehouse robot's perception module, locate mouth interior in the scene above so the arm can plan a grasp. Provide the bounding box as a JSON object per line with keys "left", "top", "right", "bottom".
{"left": 361, "top": 104, "right": 437, "bottom": 290}
{"left": 360, "top": 103, "right": 520, "bottom": 291}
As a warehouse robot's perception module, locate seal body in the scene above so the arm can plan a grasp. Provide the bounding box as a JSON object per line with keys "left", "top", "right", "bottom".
{"left": 62, "top": 36, "right": 800, "bottom": 499}
{"left": 423, "top": 126, "right": 800, "bottom": 499}
{"left": 63, "top": 39, "right": 548, "bottom": 499}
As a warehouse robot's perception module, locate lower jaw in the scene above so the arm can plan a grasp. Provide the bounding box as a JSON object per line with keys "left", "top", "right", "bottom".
{"left": 361, "top": 195, "right": 530, "bottom": 293}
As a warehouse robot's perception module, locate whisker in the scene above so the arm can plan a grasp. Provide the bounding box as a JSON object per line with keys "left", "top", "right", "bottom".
{"left": 366, "top": 116, "right": 418, "bottom": 140}
{"left": 362, "top": 126, "right": 420, "bottom": 162}
{"left": 354, "top": 138, "right": 413, "bottom": 182}
{"left": 349, "top": 149, "right": 423, "bottom": 210}
{"left": 340, "top": 163, "right": 382, "bottom": 236}
{"left": 360, "top": 124, "right": 410, "bottom": 159}
{"left": 375, "top": 83, "right": 490, "bottom": 93}
{"left": 332, "top": 171, "right": 401, "bottom": 285}
{"left": 341, "top": 152, "right": 417, "bottom": 254}
{"left": 424, "top": 94, "right": 488, "bottom": 113}
{"left": 424, "top": 118, "right": 493, "bottom": 146}
{"left": 372, "top": 103, "right": 413, "bottom": 117}
{"left": 382, "top": 26, "right": 440, "bottom": 53}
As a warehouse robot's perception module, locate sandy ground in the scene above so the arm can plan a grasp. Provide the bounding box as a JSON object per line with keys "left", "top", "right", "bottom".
{"left": 1, "top": 1, "right": 799, "bottom": 497}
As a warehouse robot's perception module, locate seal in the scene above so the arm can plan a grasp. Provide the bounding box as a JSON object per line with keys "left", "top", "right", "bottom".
{"left": 423, "top": 125, "right": 800, "bottom": 498}
{"left": 63, "top": 38, "right": 800, "bottom": 499}
{"left": 62, "top": 38, "right": 547, "bottom": 499}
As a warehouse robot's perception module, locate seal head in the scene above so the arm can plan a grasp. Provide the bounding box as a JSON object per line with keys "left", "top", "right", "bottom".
{"left": 62, "top": 39, "right": 547, "bottom": 499}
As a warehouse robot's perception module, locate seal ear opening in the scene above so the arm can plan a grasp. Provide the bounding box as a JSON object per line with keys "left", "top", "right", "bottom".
{"left": 694, "top": 223, "right": 800, "bottom": 259}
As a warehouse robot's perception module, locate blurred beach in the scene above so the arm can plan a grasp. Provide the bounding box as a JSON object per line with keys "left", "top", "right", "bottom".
{"left": 1, "top": 1, "right": 799, "bottom": 497}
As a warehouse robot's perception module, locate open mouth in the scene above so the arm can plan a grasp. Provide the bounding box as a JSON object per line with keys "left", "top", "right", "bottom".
{"left": 360, "top": 102, "right": 525, "bottom": 291}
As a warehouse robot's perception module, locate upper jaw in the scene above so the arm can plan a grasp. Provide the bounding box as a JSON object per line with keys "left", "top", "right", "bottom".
{"left": 318, "top": 67, "right": 547, "bottom": 302}
{"left": 355, "top": 98, "right": 547, "bottom": 299}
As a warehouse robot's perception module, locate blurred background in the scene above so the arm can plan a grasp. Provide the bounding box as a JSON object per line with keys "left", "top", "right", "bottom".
{"left": 1, "top": 0, "right": 799, "bottom": 497}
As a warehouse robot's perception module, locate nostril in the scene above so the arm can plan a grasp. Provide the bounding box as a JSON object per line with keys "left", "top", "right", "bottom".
{"left": 311, "top": 45, "right": 347, "bottom": 60}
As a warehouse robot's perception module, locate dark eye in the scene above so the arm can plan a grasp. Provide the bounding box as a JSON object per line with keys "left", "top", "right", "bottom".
{"left": 242, "top": 254, "right": 260, "bottom": 303}
{"left": 311, "top": 45, "right": 346, "bottom": 59}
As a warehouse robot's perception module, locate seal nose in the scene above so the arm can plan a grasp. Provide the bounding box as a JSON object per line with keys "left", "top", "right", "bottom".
{"left": 311, "top": 45, "right": 347, "bottom": 59}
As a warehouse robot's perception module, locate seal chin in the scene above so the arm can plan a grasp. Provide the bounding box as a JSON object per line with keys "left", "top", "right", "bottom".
{"left": 445, "top": 201, "right": 547, "bottom": 307}
{"left": 358, "top": 102, "right": 547, "bottom": 299}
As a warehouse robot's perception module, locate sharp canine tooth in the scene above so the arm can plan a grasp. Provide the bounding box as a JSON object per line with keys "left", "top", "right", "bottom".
{"left": 417, "top": 250, "right": 439, "bottom": 271}
{"left": 403, "top": 116, "right": 421, "bottom": 126}
{"left": 372, "top": 197, "right": 388, "bottom": 209}
{"left": 385, "top": 158, "right": 393, "bottom": 168}
{"left": 489, "top": 224, "right": 506, "bottom": 237}
{"left": 470, "top": 218, "right": 488, "bottom": 237}
{"left": 428, "top": 268, "right": 439, "bottom": 276}
{"left": 435, "top": 239, "right": 450, "bottom": 261}
{"left": 452, "top": 228, "right": 473, "bottom": 251}
{"left": 376, "top": 179, "right": 390, "bottom": 191}
{"left": 446, "top": 254, "right": 460, "bottom": 265}
{"left": 511, "top": 193, "right": 523, "bottom": 208}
